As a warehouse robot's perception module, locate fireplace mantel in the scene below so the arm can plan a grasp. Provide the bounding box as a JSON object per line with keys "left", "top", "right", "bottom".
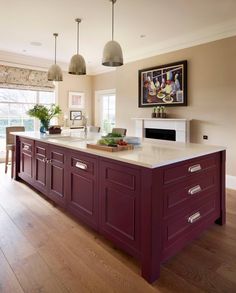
{"left": 132, "top": 118, "right": 190, "bottom": 143}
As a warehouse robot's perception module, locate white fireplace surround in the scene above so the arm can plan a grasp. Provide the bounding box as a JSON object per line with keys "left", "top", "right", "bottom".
{"left": 133, "top": 118, "right": 190, "bottom": 143}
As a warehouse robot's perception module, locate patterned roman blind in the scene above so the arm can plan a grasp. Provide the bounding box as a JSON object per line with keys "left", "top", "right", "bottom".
{"left": 0, "top": 65, "right": 55, "bottom": 91}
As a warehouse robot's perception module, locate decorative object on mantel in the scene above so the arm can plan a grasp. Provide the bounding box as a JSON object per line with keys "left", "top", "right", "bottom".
{"left": 102, "top": 0, "right": 123, "bottom": 67}
{"left": 68, "top": 91, "right": 85, "bottom": 109}
{"left": 47, "top": 33, "right": 63, "bottom": 82}
{"left": 151, "top": 106, "right": 167, "bottom": 118}
{"left": 139, "top": 60, "right": 187, "bottom": 107}
{"left": 160, "top": 106, "right": 167, "bottom": 118}
{"left": 68, "top": 18, "right": 86, "bottom": 75}
{"left": 27, "top": 104, "right": 62, "bottom": 133}
{"left": 0, "top": 65, "right": 54, "bottom": 91}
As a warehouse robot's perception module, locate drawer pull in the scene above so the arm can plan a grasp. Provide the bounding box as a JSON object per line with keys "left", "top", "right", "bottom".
{"left": 75, "top": 161, "right": 88, "bottom": 170}
{"left": 188, "top": 164, "right": 201, "bottom": 173}
{"left": 23, "top": 145, "right": 30, "bottom": 151}
{"left": 188, "top": 212, "right": 201, "bottom": 223}
{"left": 188, "top": 185, "right": 202, "bottom": 195}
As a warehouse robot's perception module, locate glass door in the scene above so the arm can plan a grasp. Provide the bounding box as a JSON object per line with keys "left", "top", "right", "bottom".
{"left": 95, "top": 90, "right": 116, "bottom": 134}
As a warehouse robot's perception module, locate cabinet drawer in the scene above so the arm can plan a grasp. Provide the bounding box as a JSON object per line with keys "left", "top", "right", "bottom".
{"left": 71, "top": 153, "right": 95, "bottom": 175}
{"left": 162, "top": 195, "right": 220, "bottom": 251}
{"left": 163, "top": 153, "right": 218, "bottom": 184}
{"left": 163, "top": 168, "right": 219, "bottom": 218}
{"left": 21, "top": 138, "right": 34, "bottom": 154}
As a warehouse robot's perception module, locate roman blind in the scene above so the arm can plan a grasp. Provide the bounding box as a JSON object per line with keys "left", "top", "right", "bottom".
{"left": 0, "top": 65, "right": 55, "bottom": 91}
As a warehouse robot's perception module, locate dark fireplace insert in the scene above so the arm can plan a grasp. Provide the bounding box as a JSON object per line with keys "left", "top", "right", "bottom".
{"left": 145, "top": 128, "right": 176, "bottom": 141}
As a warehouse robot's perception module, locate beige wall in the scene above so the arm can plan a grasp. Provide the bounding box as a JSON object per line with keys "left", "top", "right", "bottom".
{"left": 57, "top": 72, "right": 93, "bottom": 126}
{"left": 93, "top": 36, "right": 236, "bottom": 176}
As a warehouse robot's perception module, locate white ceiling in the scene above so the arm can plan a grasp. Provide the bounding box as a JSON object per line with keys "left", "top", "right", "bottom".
{"left": 0, "top": 0, "right": 236, "bottom": 75}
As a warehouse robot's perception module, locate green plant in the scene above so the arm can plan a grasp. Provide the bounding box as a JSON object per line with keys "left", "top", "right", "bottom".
{"left": 27, "top": 104, "right": 62, "bottom": 122}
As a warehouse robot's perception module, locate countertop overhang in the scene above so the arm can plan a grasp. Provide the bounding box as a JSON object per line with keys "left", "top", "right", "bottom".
{"left": 12, "top": 131, "right": 225, "bottom": 169}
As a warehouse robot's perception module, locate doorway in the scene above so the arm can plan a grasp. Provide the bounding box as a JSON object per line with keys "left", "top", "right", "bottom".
{"left": 95, "top": 89, "right": 116, "bottom": 133}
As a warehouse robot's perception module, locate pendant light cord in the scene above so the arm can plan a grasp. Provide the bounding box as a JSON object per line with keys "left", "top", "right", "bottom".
{"left": 76, "top": 19, "right": 80, "bottom": 54}
{"left": 112, "top": 0, "right": 114, "bottom": 40}
{"left": 53, "top": 33, "right": 58, "bottom": 65}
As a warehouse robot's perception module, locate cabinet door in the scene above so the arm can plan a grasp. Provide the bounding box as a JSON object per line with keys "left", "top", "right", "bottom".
{"left": 47, "top": 146, "right": 66, "bottom": 207}
{"left": 67, "top": 151, "right": 98, "bottom": 230}
{"left": 100, "top": 159, "right": 141, "bottom": 257}
{"left": 20, "top": 138, "right": 34, "bottom": 184}
{"left": 34, "top": 141, "right": 47, "bottom": 195}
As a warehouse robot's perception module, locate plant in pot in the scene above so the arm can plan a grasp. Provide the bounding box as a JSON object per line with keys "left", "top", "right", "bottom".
{"left": 27, "top": 104, "right": 62, "bottom": 133}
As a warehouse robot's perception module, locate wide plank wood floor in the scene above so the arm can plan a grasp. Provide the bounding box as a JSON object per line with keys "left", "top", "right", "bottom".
{"left": 0, "top": 164, "right": 236, "bottom": 292}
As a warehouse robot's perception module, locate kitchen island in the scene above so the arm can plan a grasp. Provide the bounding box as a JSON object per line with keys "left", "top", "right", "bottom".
{"left": 14, "top": 132, "right": 226, "bottom": 283}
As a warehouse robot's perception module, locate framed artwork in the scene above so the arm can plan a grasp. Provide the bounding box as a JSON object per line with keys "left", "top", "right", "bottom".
{"left": 70, "top": 110, "right": 82, "bottom": 120}
{"left": 138, "top": 60, "right": 187, "bottom": 107}
{"left": 68, "top": 91, "right": 85, "bottom": 109}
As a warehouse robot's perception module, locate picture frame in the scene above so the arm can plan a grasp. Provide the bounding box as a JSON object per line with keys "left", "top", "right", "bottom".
{"left": 68, "top": 91, "right": 85, "bottom": 109}
{"left": 70, "top": 110, "right": 82, "bottom": 120}
{"left": 138, "top": 60, "right": 187, "bottom": 107}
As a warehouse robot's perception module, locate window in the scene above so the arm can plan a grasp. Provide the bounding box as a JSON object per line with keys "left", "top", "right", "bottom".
{"left": 0, "top": 88, "right": 55, "bottom": 160}
{"left": 95, "top": 90, "right": 116, "bottom": 133}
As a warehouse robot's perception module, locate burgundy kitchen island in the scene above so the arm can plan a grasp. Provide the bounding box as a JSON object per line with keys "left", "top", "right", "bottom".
{"left": 13, "top": 132, "right": 226, "bottom": 283}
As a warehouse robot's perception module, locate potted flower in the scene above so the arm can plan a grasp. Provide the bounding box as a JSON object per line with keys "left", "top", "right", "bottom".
{"left": 27, "top": 104, "right": 62, "bottom": 133}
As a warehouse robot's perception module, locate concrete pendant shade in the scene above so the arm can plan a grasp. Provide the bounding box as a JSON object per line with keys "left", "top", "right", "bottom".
{"left": 102, "top": 40, "right": 123, "bottom": 66}
{"left": 102, "top": 0, "right": 123, "bottom": 67}
{"left": 69, "top": 18, "right": 86, "bottom": 75}
{"left": 68, "top": 54, "right": 86, "bottom": 75}
{"left": 48, "top": 64, "right": 63, "bottom": 81}
{"left": 47, "top": 33, "right": 63, "bottom": 81}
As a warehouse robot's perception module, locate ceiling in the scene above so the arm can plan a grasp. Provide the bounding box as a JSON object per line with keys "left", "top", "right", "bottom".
{"left": 0, "top": 0, "right": 236, "bottom": 75}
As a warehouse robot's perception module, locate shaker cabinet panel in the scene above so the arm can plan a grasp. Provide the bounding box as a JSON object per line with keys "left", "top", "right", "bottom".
{"left": 34, "top": 142, "right": 47, "bottom": 194}
{"left": 67, "top": 151, "right": 98, "bottom": 229}
{"left": 47, "top": 146, "right": 66, "bottom": 206}
{"left": 100, "top": 159, "right": 141, "bottom": 257}
{"left": 20, "top": 138, "right": 34, "bottom": 184}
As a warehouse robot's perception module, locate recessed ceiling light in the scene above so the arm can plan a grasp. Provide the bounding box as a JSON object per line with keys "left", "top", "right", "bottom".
{"left": 140, "top": 34, "right": 146, "bottom": 38}
{"left": 30, "top": 41, "right": 42, "bottom": 46}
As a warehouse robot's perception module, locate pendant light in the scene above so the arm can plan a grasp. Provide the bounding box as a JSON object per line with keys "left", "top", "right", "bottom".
{"left": 102, "top": 0, "right": 123, "bottom": 67}
{"left": 48, "top": 33, "right": 63, "bottom": 81}
{"left": 68, "top": 18, "right": 86, "bottom": 75}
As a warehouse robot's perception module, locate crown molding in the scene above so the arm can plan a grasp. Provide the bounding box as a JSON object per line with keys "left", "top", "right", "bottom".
{"left": 1, "top": 18, "right": 236, "bottom": 75}
{"left": 124, "top": 18, "right": 236, "bottom": 65}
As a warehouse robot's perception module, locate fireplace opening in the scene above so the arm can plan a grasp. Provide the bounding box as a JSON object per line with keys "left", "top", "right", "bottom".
{"left": 145, "top": 128, "right": 176, "bottom": 141}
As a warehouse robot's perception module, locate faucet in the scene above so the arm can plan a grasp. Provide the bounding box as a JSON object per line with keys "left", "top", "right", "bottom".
{"left": 72, "top": 114, "right": 81, "bottom": 126}
{"left": 82, "top": 115, "right": 88, "bottom": 137}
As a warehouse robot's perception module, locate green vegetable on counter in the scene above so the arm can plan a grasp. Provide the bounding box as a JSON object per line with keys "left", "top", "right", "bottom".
{"left": 98, "top": 138, "right": 118, "bottom": 146}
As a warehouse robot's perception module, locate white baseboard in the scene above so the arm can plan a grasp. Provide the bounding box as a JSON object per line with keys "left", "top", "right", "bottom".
{"left": 226, "top": 175, "right": 236, "bottom": 190}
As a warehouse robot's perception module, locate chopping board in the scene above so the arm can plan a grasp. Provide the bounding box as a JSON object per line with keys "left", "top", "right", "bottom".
{"left": 87, "top": 143, "right": 134, "bottom": 152}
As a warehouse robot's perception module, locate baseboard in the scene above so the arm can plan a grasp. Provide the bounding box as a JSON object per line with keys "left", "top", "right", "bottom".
{"left": 226, "top": 175, "right": 236, "bottom": 190}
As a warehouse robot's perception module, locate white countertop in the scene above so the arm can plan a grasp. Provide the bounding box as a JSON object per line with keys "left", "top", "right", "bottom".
{"left": 12, "top": 131, "right": 225, "bottom": 169}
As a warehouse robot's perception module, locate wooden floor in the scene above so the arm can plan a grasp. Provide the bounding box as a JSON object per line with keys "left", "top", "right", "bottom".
{"left": 0, "top": 166, "right": 236, "bottom": 293}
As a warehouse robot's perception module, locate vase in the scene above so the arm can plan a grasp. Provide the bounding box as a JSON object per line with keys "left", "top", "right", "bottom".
{"left": 40, "top": 120, "right": 50, "bottom": 133}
